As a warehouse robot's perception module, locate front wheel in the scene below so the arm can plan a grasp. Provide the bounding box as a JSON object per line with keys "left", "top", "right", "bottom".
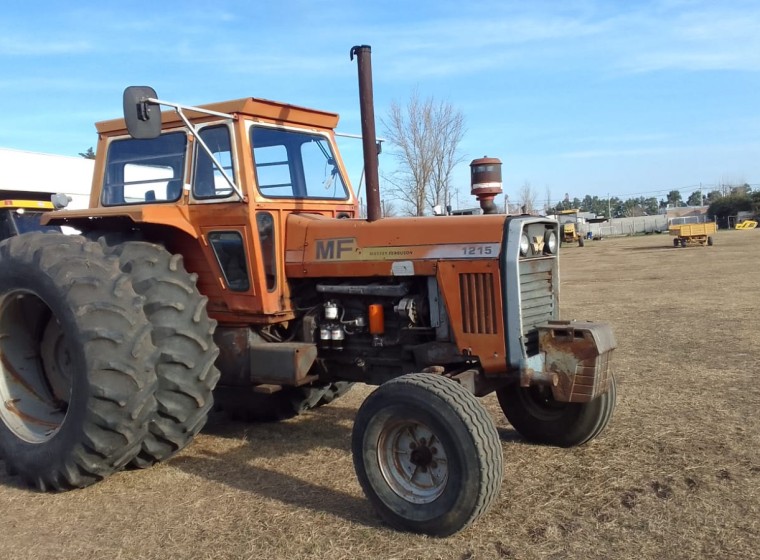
{"left": 496, "top": 374, "right": 616, "bottom": 447}
{"left": 352, "top": 373, "right": 503, "bottom": 536}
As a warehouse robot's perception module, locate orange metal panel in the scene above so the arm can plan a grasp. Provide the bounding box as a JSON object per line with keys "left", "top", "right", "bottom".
{"left": 96, "top": 97, "right": 340, "bottom": 135}
{"left": 436, "top": 260, "right": 506, "bottom": 374}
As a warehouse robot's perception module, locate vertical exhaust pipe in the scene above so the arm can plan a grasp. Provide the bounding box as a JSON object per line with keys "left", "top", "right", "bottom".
{"left": 350, "top": 45, "right": 381, "bottom": 222}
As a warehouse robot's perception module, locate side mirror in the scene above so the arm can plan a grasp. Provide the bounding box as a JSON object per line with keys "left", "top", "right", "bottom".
{"left": 123, "top": 86, "right": 161, "bottom": 139}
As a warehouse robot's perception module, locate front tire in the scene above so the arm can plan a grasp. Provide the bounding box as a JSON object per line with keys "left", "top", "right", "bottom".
{"left": 352, "top": 373, "right": 503, "bottom": 536}
{"left": 0, "top": 233, "right": 157, "bottom": 490}
{"left": 496, "top": 374, "right": 616, "bottom": 447}
{"left": 111, "top": 241, "right": 221, "bottom": 468}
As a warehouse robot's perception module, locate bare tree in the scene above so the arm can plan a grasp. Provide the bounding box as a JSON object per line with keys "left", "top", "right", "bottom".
{"left": 380, "top": 198, "right": 397, "bottom": 217}
{"left": 382, "top": 90, "right": 465, "bottom": 216}
{"left": 518, "top": 181, "right": 538, "bottom": 214}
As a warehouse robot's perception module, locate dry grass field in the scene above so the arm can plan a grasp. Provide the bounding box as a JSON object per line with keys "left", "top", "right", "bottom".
{"left": 2, "top": 229, "right": 759, "bottom": 560}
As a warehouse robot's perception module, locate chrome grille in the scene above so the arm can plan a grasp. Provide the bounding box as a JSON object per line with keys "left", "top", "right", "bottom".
{"left": 459, "top": 272, "right": 498, "bottom": 334}
{"left": 519, "top": 257, "right": 555, "bottom": 355}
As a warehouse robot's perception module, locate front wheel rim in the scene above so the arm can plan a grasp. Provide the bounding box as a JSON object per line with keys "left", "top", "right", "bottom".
{"left": 377, "top": 419, "right": 449, "bottom": 504}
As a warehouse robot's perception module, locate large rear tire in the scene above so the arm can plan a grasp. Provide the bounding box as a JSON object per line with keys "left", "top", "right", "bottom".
{"left": 496, "top": 374, "right": 617, "bottom": 447}
{"left": 352, "top": 373, "right": 503, "bottom": 536}
{"left": 0, "top": 233, "right": 157, "bottom": 490}
{"left": 110, "top": 241, "right": 221, "bottom": 468}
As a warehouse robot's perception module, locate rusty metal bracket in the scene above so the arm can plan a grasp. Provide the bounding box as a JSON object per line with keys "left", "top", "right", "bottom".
{"left": 520, "top": 320, "right": 616, "bottom": 403}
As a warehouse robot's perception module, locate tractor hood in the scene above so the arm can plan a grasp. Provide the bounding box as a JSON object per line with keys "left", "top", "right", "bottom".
{"left": 284, "top": 213, "right": 506, "bottom": 278}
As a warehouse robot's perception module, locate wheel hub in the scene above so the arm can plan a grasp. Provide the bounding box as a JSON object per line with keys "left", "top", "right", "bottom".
{"left": 0, "top": 291, "right": 72, "bottom": 443}
{"left": 378, "top": 421, "right": 449, "bottom": 504}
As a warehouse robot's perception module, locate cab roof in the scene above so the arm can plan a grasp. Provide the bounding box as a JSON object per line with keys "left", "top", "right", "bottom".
{"left": 96, "top": 97, "right": 340, "bottom": 135}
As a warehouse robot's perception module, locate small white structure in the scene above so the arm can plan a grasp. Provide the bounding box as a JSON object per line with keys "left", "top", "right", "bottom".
{"left": 0, "top": 147, "right": 93, "bottom": 209}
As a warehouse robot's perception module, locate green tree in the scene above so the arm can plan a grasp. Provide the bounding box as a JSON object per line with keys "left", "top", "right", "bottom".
{"left": 686, "top": 191, "right": 703, "bottom": 206}
{"left": 641, "top": 197, "right": 659, "bottom": 215}
{"left": 78, "top": 147, "right": 95, "bottom": 159}
{"left": 666, "top": 190, "right": 682, "bottom": 206}
{"left": 708, "top": 194, "right": 752, "bottom": 228}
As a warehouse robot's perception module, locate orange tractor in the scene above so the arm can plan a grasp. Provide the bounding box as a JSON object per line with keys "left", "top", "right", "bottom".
{"left": 0, "top": 46, "right": 616, "bottom": 536}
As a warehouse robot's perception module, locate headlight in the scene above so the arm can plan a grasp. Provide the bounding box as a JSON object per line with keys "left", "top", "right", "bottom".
{"left": 520, "top": 233, "right": 530, "bottom": 256}
{"left": 544, "top": 231, "right": 558, "bottom": 254}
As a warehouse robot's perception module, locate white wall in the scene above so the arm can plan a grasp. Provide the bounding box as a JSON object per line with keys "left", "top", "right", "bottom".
{"left": 0, "top": 147, "right": 93, "bottom": 209}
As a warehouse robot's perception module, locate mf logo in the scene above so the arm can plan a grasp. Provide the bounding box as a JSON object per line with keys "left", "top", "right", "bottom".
{"left": 315, "top": 238, "right": 356, "bottom": 260}
{"left": 530, "top": 236, "right": 545, "bottom": 254}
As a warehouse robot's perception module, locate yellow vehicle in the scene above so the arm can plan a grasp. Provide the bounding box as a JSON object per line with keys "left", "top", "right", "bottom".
{"left": 0, "top": 199, "right": 60, "bottom": 239}
{"left": 557, "top": 209, "right": 585, "bottom": 246}
{"left": 736, "top": 219, "right": 757, "bottom": 230}
{"left": 669, "top": 222, "right": 717, "bottom": 247}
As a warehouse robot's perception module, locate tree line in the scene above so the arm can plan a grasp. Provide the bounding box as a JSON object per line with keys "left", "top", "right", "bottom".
{"left": 546, "top": 184, "right": 758, "bottom": 229}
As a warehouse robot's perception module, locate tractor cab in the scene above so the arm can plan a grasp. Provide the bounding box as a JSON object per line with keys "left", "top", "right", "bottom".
{"left": 45, "top": 93, "right": 359, "bottom": 322}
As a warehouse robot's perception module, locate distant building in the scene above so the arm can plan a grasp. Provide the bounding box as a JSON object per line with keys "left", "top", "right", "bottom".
{"left": 0, "top": 147, "right": 93, "bottom": 209}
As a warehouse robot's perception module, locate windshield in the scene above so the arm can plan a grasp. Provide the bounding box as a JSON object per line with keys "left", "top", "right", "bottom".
{"left": 251, "top": 126, "right": 348, "bottom": 200}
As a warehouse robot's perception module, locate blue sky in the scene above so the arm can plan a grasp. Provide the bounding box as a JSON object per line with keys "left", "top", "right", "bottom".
{"left": 1, "top": 0, "right": 758, "bottom": 208}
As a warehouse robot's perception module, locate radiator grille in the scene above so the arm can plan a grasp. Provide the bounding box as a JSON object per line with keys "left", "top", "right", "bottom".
{"left": 519, "top": 258, "right": 555, "bottom": 355}
{"left": 459, "top": 272, "right": 498, "bottom": 334}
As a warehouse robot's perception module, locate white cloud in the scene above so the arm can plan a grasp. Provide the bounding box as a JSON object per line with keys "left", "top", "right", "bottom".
{"left": 0, "top": 37, "right": 91, "bottom": 56}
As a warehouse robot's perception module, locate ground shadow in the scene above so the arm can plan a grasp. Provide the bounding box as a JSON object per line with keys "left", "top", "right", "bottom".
{"left": 204, "top": 403, "right": 358, "bottom": 439}
{"left": 169, "top": 444, "right": 383, "bottom": 530}
{"left": 0, "top": 461, "right": 27, "bottom": 490}
{"left": 497, "top": 427, "right": 528, "bottom": 444}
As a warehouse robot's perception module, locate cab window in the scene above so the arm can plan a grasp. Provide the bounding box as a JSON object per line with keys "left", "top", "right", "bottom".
{"left": 193, "top": 125, "right": 236, "bottom": 199}
{"left": 251, "top": 126, "right": 348, "bottom": 200}
{"left": 208, "top": 231, "right": 250, "bottom": 292}
{"left": 102, "top": 132, "right": 187, "bottom": 205}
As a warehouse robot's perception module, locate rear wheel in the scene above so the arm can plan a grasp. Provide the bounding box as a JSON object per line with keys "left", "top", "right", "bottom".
{"left": 110, "top": 241, "right": 221, "bottom": 468}
{"left": 707, "top": 236, "right": 714, "bottom": 246}
{"left": 0, "top": 233, "right": 157, "bottom": 490}
{"left": 496, "top": 375, "right": 616, "bottom": 447}
{"left": 673, "top": 238, "right": 679, "bottom": 247}
{"left": 352, "top": 373, "right": 503, "bottom": 536}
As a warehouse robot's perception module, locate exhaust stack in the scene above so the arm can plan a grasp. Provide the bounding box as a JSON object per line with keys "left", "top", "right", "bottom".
{"left": 350, "top": 45, "right": 382, "bottom": 222}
